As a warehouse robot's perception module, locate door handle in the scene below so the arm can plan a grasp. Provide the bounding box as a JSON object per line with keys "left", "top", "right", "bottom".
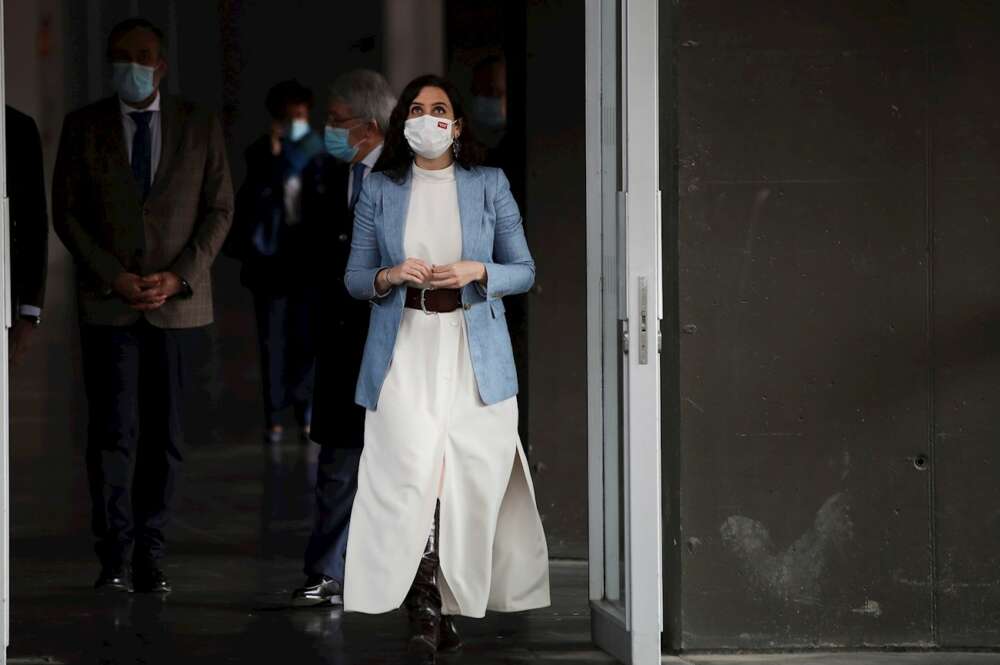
{"left": 638, "top": 276, "right": 648, "bottom": 365}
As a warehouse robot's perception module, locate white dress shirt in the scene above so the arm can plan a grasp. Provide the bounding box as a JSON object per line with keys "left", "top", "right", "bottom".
{"left": 347, "top": 143, "right": 384, "bottom": 206}
{"left": 120, "top": 92, "right": 163, "bottom": 178}
{"left": 284, "top": 174, "right": 303, "bottom": 226}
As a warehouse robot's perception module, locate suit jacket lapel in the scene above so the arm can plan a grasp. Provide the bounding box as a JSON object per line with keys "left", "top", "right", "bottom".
{"left": 455, "top": 166, "right": 484, "bottom": 260}
{"left": 96, "top": 97, "right": 142, "bottom": 206}
{"left": 385, "top": 171, "right": 412, "bottom": 265}
{"left": 336, "top": 163, "right": 351, "bottom": 222}
{"left": 149, "top": 95, "right": 183, "bottom": 201}
{"left": 97, "top": 97, "right": 130, "bottom": 177}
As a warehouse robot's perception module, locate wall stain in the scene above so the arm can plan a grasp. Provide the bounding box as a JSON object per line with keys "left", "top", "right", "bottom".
{"left": 852, "top": 599, "right": 883, "bottom": 617}
{"left": 719, "top": 493, "right": 853, "bottom": 605}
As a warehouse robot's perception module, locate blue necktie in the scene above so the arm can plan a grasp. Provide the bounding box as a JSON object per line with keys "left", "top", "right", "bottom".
{"left": 130, "top": 111, "right": 153, "bottom": 200}
{"left": 349, "top": 162, "right": 367, "bottom": 210}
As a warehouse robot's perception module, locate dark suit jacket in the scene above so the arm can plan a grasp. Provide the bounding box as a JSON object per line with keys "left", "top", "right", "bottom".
{"left": 52, "top": 95, "right": 234, "bottom": 328}
{"left": 228, "top": 133, "right": 323, "bottom": 295}
{"left": 6, "top": 106, "right": 48, "bottom": 312}
{"left": 303, "top": 160, "right": 369, "bottom": 448}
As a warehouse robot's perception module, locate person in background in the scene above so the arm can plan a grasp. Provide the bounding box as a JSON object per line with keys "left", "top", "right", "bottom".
{"left": 6, "top": 105, "right": 48, "bottom": 364}
{"left": 468, "top": 53, "right": 532, "bottom": 445}
{"left": 52, "top": 18, "right": 233, "bottom": 594}
{"left": 229, "top": 79, "right": 324, "bottom": 445}
{"left": 343, "top": 74, "right": 549, "bottom": 665}
{"left": 469, "top": 55, "right": 507, "bottom": 150}
{"left": 289, "top": 69, "right": 393, "bottom": 608}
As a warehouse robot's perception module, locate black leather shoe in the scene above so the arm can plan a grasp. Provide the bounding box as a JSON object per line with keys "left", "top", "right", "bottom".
{"left": 95, "top": 565, "right": 132, "bottom": 593}
{"left": 439, "top": 615, "right": 463, "bottom": 653}
{"left": 291, "top": 575, "right": 343, "bottom": 607}
{"left": 133, "top": 565, "right": 172, "bottom": 593}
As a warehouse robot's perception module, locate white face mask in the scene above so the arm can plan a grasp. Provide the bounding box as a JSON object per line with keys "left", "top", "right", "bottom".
{"left": 287, "top": 119, "right": 311, "bottom": 143}
{"left": 404, "top": 115, "right": 455, "bottom": 160}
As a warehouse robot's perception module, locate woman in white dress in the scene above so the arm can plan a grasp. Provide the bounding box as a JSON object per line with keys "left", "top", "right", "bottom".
{"left": 343, "top": 75, "right": 550, "bottom": 664}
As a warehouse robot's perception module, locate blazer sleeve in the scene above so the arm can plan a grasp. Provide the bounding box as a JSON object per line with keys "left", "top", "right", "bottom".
{"left": 169, "top": 113, "right": 235, "bottom": 291}
{"left": 10, "top": 112, "right": 49, "bottom": 309}
{"left": 481, "top": 168, "right": 535, "bottom": 299}
{"left": 51, "top": 111, "right": 126, "bottom": 291}
{"left": 344, "top": 176, "right": 392, "bottom": 301}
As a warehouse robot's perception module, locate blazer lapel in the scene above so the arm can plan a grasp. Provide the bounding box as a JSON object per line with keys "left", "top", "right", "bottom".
{"left": 97, "top": 98, "right": 132, "bottom": 177}
{"left": 96, "top": 97, "right": 143, "bottom": 206}
{"left": 455, "top": 166, "right": 484, "bottom": 260}
{"left": 384, "top": 171, "right": 412, "bottom": 265}
{"left": 148, "top": 95, "right": 183, "bottom": 201}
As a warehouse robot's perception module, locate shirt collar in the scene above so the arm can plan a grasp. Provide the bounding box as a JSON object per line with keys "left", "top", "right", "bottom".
{"left": 120, "top": 91, "right": 162, "bottom": 117}
{"left": 360, "top": 142, "right": 384, "bottom": 169}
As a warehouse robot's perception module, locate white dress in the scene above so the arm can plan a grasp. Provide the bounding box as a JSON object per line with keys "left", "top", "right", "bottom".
{"left": 343, "top": 164, "right": 550, "bottom": 618}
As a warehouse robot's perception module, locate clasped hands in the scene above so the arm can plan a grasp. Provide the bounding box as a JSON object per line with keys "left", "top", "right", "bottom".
{"left": 113, "top": 272, "right": 183, "bottom": 311}
{"left": 378, "top": 259, "right": 486, "bottom": 292}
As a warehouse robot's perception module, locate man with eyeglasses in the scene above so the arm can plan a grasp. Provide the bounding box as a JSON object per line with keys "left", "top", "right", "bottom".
{"left": 290, "top": 69, "right": 395, "bottom": 608}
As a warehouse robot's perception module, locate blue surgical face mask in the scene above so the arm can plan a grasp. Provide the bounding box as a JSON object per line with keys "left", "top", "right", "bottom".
{"left": 470, "top": 95, "right": 505, "bottom": 131}
{"left": 324, "top": 125, "right": 359, "bottom": 163}
{"left": 287, "top": 119, "right": 311, "bottom": 143}
{"left": 112, "top": 62, "right": 157, "bottom": 104}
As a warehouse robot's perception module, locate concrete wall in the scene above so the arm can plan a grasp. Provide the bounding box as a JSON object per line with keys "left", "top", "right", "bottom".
{"left": 6, "top": 0, "right": 79, "bottom": 470}
{"left": 383, "top": 0, "right": 445, "bottom": 92}
{"left": 670, "top": 0, "right": 1000, "bottom": 650}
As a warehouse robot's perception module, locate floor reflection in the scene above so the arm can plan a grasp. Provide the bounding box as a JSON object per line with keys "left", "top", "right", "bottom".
{"left": 68, "top": 594, "right": 177, "bottom": 665}
{"left": 11, "top": 437, "right": 609, "bottom": 664}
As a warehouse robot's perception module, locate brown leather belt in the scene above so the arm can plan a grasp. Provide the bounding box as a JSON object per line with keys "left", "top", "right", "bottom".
{"left": 404, "top": 287, "right": 463, "bottom": 314}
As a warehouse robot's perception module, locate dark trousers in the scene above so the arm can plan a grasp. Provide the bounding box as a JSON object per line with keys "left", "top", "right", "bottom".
{"left": 253, "top": 291, "right": 316, "bottom": 429}
{"left": 81, "top": 320, "right": 201, "bottom": 568}
{"left": 303, "top": 445, "right": 361, "bottom": 582}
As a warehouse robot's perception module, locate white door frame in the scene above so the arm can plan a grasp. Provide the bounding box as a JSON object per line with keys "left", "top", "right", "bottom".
{"left": 586, "top": 0, "right": 662, "bottom": 663}
{"left": 0, "top": 0, "right": 11, "bottom": 662}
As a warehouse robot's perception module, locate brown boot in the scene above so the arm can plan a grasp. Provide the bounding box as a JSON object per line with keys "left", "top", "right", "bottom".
{"left": 405, "top": 530, "right": 442, "bottom": 664}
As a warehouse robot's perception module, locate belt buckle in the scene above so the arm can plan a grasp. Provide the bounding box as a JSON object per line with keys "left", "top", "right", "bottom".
{"left": 419, "top": 287, "right": 434, "bottom": 315}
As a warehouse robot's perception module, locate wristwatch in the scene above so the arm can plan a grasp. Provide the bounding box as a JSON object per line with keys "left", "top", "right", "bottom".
{"left": 178, "top": 277, "right": 193, "bottom": 299}
{"left": 19, "top": 313, "right": 41, "bottom": 328}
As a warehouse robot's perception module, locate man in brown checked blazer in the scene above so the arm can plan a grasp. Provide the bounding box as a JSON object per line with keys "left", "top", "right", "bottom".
{"left": 52, "top": 18, "right": 233, "bottom": 594}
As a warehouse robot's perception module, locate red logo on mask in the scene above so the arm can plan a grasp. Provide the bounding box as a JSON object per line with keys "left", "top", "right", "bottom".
{"left": 437, "top": 121, "right": 448, "bottom": 129}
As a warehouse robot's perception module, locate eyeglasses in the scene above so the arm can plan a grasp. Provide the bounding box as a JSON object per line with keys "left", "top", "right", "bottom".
{"left": 329, "top": 116, "right": 363, "bottom": 128}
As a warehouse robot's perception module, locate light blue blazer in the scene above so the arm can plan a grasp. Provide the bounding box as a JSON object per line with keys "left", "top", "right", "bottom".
{"left": 345, "top": 165, "right": 535, "bottom": 410}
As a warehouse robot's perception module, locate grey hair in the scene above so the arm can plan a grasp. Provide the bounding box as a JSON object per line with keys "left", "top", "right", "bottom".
{"left": 329, "top": 69, "right": 396, "bottom": 132}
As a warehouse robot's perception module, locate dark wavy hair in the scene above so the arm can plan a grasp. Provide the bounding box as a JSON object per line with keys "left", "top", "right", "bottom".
{"left": 375, "top": 74, "right": 486, "bottom": 183}
{"left": 265, "top": 79, "right": 314, "bottom": 119}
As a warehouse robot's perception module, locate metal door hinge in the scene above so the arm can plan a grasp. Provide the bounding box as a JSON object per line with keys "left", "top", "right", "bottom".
{"left": 621, "top": 319, "right": 630, "bottom": 354}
